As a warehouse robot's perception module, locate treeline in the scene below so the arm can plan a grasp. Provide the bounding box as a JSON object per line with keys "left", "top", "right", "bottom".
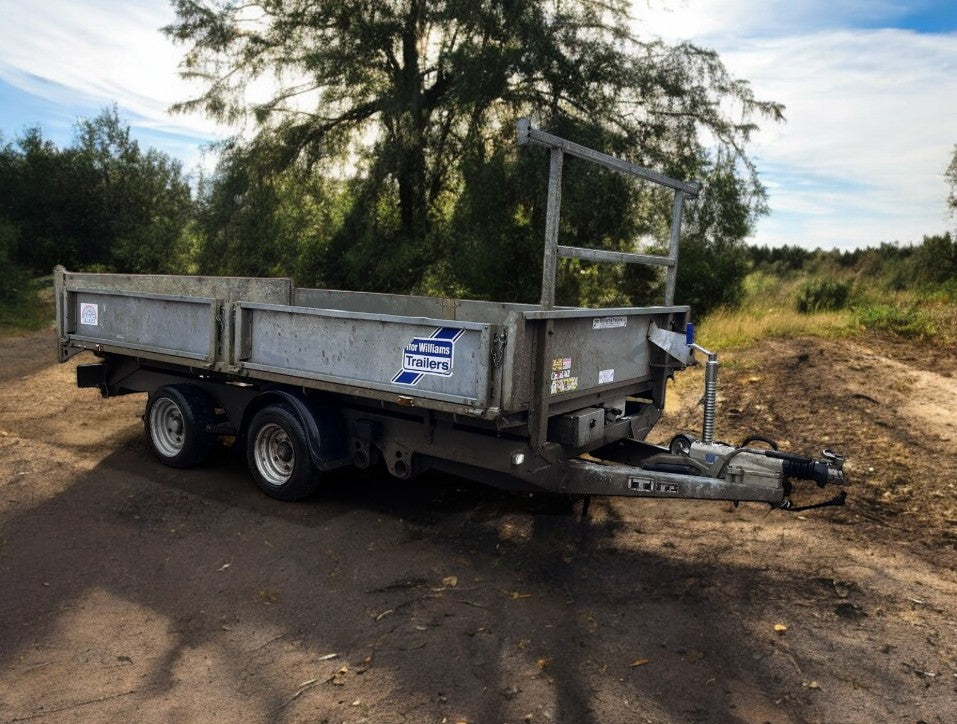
{"left": 748, "top": 235, "right": 957, "bottom": 292}
{"left": 1, "top": 108, "right": 758, "bottom": 316}
{"left": 0, "top": 107, "right": 192, "bottom": 277}
{"left": 7, "top": 0, "right": 790, "bottom": 319}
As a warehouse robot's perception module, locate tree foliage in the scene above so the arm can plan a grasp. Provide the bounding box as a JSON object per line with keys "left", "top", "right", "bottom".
{"left": 0, "top": 107, "right": 193, "bottom": 274}
{"left": 748, "top": 233, "right": 957, "bottom": 298}
{"left": 168, "top": 0, "right": 783, "bottom": 308}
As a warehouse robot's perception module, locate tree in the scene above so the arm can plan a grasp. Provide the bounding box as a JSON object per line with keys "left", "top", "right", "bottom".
{"left": 911, "top": 232, "right": 956, "bottom": 286}
{"left": 0, "top": 107, "right": 193, "bottom": 274}
{"left": 168, "top": 0, "right": 783, "bottom": 303}
{"left": 193, "top": 142, "right": 337, "bottom": 279}
{"left": 71, "top": 106, "right": 194, "bottom": 273}
{"left": 673, "top": 154, "right": 755, "bottom": 315}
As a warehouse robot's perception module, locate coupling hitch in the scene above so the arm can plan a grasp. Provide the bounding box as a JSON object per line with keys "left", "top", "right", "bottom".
{"left": 645, "top": 322, "right": 849, "bottom": 511}
{"left": 643, "top": 434, "right": 848, "bottom": 511}
{"left": 777, "top": 448, "right": 847, "bottom": 511}
{"left": 768, "top": 448, "right": 846, "bottom": 487}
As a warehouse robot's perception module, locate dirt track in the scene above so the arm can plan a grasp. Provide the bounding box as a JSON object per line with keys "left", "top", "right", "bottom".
{"left": 1, "top": 330, "right": 955, "bottom": 723}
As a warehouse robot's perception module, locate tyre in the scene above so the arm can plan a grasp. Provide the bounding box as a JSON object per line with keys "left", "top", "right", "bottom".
{"left": 144, "top": 384, "right": 214, "bottom": 468}
{"left": 246, "top": 405, "right": 320, "bottom": 501}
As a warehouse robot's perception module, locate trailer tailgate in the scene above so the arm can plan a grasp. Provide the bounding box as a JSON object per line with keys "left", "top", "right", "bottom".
{"left": 521, "top": 305, "right": 688, "bottom": 405}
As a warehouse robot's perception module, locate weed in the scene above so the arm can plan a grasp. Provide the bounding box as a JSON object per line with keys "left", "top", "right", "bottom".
{"left": 856, "top": 303, "right": 936, "bottom": 340}
{"left": 795, "top": 278, "right": 851, "bottom": 313}
{"left": 0, "top": 271, "right": 53, "bottom": 334}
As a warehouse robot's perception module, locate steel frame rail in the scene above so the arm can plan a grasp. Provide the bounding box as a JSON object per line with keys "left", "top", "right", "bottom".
{"left": 516, "top": 118, "right": 701, "bottom": 308}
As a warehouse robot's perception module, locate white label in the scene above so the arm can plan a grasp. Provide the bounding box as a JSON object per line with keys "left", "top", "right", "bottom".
{"left": 79, "top": 303, "right": 99, "bottom": 326}
{"left": 598, "top": 368, "right": 615, "bottom": 384}
{"left": 403, "top": 337, "right": 454, "bottom": 377}
{"left": 593, "top": 316, "right": 627, "bottom": 330}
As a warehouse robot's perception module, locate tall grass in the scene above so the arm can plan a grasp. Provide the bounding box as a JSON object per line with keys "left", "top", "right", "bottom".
{"left": 696, "top": 269, "right": 957, "bottom": 350}
{"left": 697, "top": 271, "right": 856, "bottom": 349}
{"left": 701, "top": 306, "right": 855, "bottom": 349}
{"left": 0, "top": 271, "right": 53, "bottom": 334}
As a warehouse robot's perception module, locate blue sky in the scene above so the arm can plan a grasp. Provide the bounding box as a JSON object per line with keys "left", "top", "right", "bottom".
{"left": 1, "top": 0, "right": 955, "bottom": 250}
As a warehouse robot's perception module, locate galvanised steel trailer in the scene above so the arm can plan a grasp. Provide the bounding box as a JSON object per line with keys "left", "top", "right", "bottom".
{"left": 54, "top": 121, "right": 846, "bottom": 510}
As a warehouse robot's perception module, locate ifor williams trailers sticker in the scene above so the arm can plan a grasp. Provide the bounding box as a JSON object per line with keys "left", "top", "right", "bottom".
{"left": 392, "top": 327, "right": 465, "bottom": 386}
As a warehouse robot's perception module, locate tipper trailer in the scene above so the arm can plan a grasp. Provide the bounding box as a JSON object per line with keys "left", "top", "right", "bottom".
{"left": 54, "top": 120, "right": 846, "bottom": 511}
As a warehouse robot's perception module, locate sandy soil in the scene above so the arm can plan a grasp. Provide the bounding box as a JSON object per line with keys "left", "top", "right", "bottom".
{"left": 0, "top": 330, "right": 955, "bottom": 723}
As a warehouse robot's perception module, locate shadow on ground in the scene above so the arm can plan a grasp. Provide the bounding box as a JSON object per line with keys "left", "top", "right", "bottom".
{"left": 0, "top": 435, "right": 935, "bottom": 723}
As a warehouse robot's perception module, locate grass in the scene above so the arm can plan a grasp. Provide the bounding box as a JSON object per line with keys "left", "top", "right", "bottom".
{"left": 695, "top": 270, "right": 957, "bottom": 350}
{"left": 0, "top": 272, "right": 54, "bottom": 335}
{"left": 700, "top": 306, "right": 856, "bottom": 349}
{"left": 696, "top": 271, "right": 857, "bottom": 349}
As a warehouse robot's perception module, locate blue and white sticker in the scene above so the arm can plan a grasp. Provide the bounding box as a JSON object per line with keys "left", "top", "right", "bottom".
{"left": 392, "top": 327, "right": 464, "bottom": 386}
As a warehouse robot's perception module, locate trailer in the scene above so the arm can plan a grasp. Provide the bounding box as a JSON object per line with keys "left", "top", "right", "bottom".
{"left": 54, "top": 120, "right": 846, "bottom": 510}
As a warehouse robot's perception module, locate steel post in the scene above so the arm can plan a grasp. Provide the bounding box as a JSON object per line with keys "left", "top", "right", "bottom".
{"left": 664, "top": 190, "right": 686, "bottom": 306}
{"left": 539, "top": 147, "right": 564, "bottom": 309}
{"left": 702, "top": 354, "right": 719, "bottom": 444}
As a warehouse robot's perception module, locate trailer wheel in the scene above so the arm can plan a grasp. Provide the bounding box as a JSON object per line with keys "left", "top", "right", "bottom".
{"left": 246, "top": 405, "right": 320, "bottom": 501}
{"left": 144, "top": 384, "right": 214, "bottom": 468}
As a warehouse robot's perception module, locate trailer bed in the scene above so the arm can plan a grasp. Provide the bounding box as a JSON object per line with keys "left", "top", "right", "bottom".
{"left": 55, "top": 268, "right": 688, "bottom": 421}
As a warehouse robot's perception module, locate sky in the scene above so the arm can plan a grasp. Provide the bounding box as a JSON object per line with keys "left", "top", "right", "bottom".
{"left": 0, "top": 1, "right": 955, "bottom": 251}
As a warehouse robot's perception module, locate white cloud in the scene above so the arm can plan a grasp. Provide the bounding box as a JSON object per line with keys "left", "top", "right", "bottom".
{"left": 635, "top": 1, "right": 957, "bottom": 248}
{"left": 633, "top": 0, "right": 926, "bottom": 41}
{"left": 0, "top": 0, "right": 229, "bottom": 163}
{"left": 726, "top": 28, "right": 957, "bottom": 247}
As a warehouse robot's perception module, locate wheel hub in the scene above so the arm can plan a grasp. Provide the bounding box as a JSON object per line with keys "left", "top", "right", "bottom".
{"left": 150, "top": 397, "right": 186, "bottom": 458}
{"left": 255, "top": 423, "right": 296, "bottom": 486}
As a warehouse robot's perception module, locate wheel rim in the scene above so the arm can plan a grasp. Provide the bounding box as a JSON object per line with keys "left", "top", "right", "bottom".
{"left": 254, "top": 422, "right": 295, "bottom": 486}
{"left": 150, "top": 397, "right": 185, "bottom": 458}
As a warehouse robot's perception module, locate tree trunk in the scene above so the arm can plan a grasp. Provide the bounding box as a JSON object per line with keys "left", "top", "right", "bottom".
{"left": 397, "top": 0, "right": 428, "bottom": 260}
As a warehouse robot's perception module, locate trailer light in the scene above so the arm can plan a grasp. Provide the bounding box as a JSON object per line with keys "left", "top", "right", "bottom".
{"left": 511, "top": 452, "right": 525, "bottom": 466}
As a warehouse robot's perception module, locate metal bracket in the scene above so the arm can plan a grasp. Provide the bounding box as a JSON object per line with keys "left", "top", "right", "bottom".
{"left": 647, "top": 322, "right": 692, "bottom": 366}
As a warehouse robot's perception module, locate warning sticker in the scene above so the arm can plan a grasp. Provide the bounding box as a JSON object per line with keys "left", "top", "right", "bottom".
{"left": 550, "top": 357, "right": 578, "bottom": 394}
{"left": 593, "top": 316, "right": 627, "bottom": 330}
{"left": 598, "top": 368, "right": 615, "bottom": 384}
{"left": 80, "top": 303, "right": 99, "bottom": 326}
{"left": 551, "top": 377, "right": 579, "bottom": 394}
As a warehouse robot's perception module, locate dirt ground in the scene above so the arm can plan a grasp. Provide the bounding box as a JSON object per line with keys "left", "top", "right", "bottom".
{"left": 0, "top": 329, "right": 955, "bottom": 723}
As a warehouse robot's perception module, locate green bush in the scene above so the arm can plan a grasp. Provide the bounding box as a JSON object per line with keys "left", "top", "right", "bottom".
{"left": 0, "top": 269, "right": 51, "bottom": 332}
{"left": 795, "top": 278, "right": 851, "bottom": 313}
{"left": 856, "top": 303, "right": 936, "bottom": 340}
